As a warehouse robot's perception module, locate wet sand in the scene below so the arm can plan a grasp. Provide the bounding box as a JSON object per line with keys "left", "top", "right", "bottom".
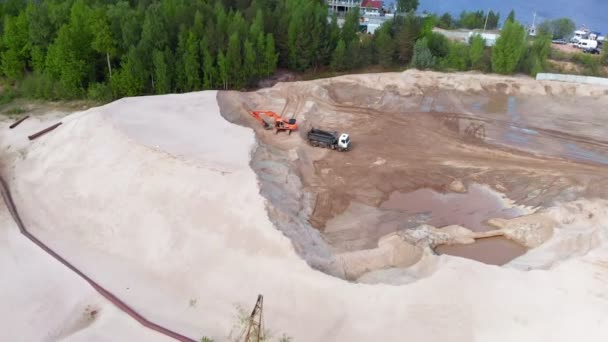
{"left": 380, "top": 185, "right": 529, "bottom": 264}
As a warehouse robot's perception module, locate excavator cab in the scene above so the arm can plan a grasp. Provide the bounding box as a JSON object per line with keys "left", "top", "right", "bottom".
{"left": 275, "top": 118, "right": 298, "bottom": 134}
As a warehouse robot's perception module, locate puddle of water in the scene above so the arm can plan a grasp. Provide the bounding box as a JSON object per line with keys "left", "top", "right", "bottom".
{"left": 380, "top": 184, "right": 525, "bottom": 232}
{"left": 380, "top": 184, "right": 529, "bottom": 265}
{"left": 436, "top": 237, "right": 527, "bottom": 265}
{"left": 563, "top": 142, "right": 608, "bottom": 165}
{"left": 480, "top": 95, "right": 608, "bottom": 166}
{"left": 421, "top": 97, "right": 434, "bottom": 112}
{"left": 507, "top": 96, "right": 519, "bottom": 122}
{"left": 484, "top": 95, "right": 508, "bottom": 113}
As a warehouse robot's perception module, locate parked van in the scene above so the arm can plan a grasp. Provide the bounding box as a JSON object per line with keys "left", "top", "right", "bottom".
{"left": 577, "top": 39, "right": 598, "bottom": 49}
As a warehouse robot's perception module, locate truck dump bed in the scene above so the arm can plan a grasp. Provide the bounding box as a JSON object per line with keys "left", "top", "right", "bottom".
{"left": 308, "top": 128, "right": 338, "bottom": 143}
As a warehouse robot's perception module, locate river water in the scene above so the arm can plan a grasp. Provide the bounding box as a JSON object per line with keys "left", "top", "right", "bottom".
{"left": 387, "top": 0, "right": 608, "bottom": 33}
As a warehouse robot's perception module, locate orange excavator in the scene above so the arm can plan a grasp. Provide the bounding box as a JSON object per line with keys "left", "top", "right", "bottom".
{"left": 249, "top": 111, "right": 298, "bottom": 134}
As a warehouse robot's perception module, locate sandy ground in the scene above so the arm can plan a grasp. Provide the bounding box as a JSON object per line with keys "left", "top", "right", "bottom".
{"left": 0, "top": 182, "right": 169, "bottom": 341}
{"left": 1, "top": 72, "right": 608, "bottom": 340}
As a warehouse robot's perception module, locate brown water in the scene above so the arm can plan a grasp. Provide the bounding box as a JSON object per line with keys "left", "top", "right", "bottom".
{"left": 436, "top": 237, "right": 527, "bottom": 265}
{"left": 380, "top": 184, "right": 528, "bottom": 265}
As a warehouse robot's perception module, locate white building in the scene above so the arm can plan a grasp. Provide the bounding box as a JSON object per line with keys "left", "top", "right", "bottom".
{"left": 327, "top": 0, "right": 360, "bottom": 16}
{"left": 432, "top": 28, "right": 500, "bottom": 47}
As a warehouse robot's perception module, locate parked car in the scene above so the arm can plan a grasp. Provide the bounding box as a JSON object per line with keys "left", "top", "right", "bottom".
{"left": 583, "top": 47, "right": 601, "bottom": 54}
{"left": 552, "top": 39, "right": 567, "bottom": 45}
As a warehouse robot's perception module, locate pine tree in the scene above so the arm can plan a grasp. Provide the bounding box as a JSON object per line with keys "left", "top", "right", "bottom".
{"left": 264, "top": 33, "right": 278, "bottom": 76}
{"left": 342, "top": 8, "right": 360, "bottom": 44}
{"left": 396, "top": 14, "right": 420, "bottom": 64}
{"left": 469, "top": 34, "right": 486, "bottom": 70}
{"left": 91, "top": 13, "right": 116, "bottom": 78}
{"left": 397, "top": 0, "right": 419, "bottom": 13}
{"left": 328, "top": 15, "right": 340, "bottom": 52}
{"left": 226, "top": 32, "right": 242, "bottom": 88}
{"left": 217, "top": 51, "right": 228, "bottom": 90}
{"left": 184, "top": 30, "right": 201, "bottom": 90}
{"left": 192, "top": 11, "right": 205, "bottom": 38}
{"left": 491, "top": 20, "right": 526, "bottom": 74}
{"left": 174, "top": 27, "right": 188, "bottom": 91}
{"left": 506, "top": 10, "right": 516, "bottom": 23}
{"left": 112, "top": 47, "right": 145, "bottom": 97}
{"left": 200, "top": 38, "right": 216, "bottom": 89}
{"left": 152, "top": 49, "right": 171, "bottom": 94}
{"left": 255, "top": 31, "right": 266, "bottom": 67}
{"left": 331, "top": 39, "right": 347, "bottom": 71}
{"left": 25, "top": 2, "right": 53, "bottom": 72}
{"left": 243, "top": 39, "right": 257, "bottom": 82}
{"left": 287, "top": 0, "right": 321, "bottom": 71}
{"left": 249, "top": 9, "right": 264, "bottom": 42}
{"left": 1, "top": 13, "right": 29, "bottom": 80}
{"left": 346, "top": 38, "right": 362, "bottom": 69}
{"left": 411, "top": 37, "right": 435, "bottom": 69}
{"left": 376, "top": 25, "right": 395, "bottom": 67}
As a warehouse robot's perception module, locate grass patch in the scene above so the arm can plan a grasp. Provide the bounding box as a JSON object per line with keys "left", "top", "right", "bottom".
{"left": 0, "top": 88, "right": 18, "bottom": 107}
{"left": 2, "top": 105, "right": 28, "bottom": 119}
{"left": 6, "top": 107, "right": 26, "bottom": 115}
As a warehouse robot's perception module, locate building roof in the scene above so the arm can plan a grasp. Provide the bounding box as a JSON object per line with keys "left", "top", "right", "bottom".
{"left": 361, "top": 0, "right": 383, "bottom": 9}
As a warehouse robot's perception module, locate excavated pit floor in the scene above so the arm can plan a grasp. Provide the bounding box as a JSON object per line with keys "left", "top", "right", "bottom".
{"left": 217, "top": 72, "right": 608, "bottom": 278}
{"left": 380, "top": 185, "right": 529, "bottom": 265}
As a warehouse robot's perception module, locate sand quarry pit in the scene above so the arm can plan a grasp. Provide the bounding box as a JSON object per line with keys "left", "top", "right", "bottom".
{"left": 1, "top": 70, "right": 608, "bottom": 341}
{"left": 220, "top": 70, "right": 608, "bottom": 275}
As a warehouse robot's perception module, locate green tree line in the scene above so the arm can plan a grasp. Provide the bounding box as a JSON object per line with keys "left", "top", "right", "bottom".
{"left": 538, "top": 18, "right": 575, "bottom": 39}
{"left": 0, "top": 0, "right": 332, "bottom": 100}
{"left": 437, "top": 10, "right": 500, "bottom": 30}
{"left": 0, "top": 1, "right": 597, "bottom": 103}
{"left": 370, "top": 10, "right": 555, "bottom": 77}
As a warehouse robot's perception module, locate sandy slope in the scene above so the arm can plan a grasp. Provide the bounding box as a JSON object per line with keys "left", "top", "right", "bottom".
{"left": 0, "top": 186, "right": 169, "bottom": 341}
{"left": 1, "top": 78, "right": 608, "bottom": 340}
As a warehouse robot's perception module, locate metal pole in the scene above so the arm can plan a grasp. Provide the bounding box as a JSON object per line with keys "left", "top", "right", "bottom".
{"left": 9, "top": 115, "right": 30, "bottom": 129}
{"left": 483, "top": 8, "right": 490, "bottom": 32}
{"left": 257, "top": 295, "right": 263, "bottom": 342}
{"left": 28, "top": 122, "right": 62, "bottom": 140}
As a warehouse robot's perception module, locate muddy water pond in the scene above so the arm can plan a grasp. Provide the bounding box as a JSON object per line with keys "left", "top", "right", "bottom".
{"left": 380, "top": 184, "right": 529, "bottom": 265}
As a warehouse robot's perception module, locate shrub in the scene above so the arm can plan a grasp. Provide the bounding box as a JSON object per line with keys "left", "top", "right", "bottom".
{"left": 411, "top": 37, "right": 436, "bottom": 69}
{"left": 442, "top": 41, "right": 470, "bottom": 71}
{"left": 19, "top": 73, "right": 58, "bottom": 100}
{"left": 492, "top": 20, "right": 526, "bottom": 74}
{"left": 571, "top": 53, "right": 602, "bottom": 76}
{"left": 601, "top": 47, "right": 608, "bottom": 65}
{"left": 6, "top": 107, "right": 26, "bottom": 116}
{"left": 427, "top": 32, "right": 449, "bottom": 58}
{"left": 0, "top": 87, "right": 18, "bottom": 106}
{"left": 87, "top": 82, "right": 113, "bottom": 103}
{"left": 549, "top": 48, "right": 571, "bottom": 62}
{"left": 469, "top": 34, "right": 489, "bottom": 71}
{"left": 520, "top": 35, "right": 551, "bottom": 76}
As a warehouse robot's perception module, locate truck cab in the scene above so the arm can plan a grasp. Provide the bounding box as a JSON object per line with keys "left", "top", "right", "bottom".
{"left": 339, "top": 134, "right": 351, "bottom": 150}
